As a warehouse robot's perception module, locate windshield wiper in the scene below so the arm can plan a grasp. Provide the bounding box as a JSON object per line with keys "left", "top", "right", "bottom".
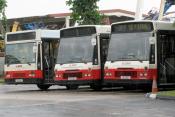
{"left": 27, "top": 62, "right": 31, "bottom": 65}
{"left": 21, "top": 57, "right": 32, "bottom": 65}
{"left": 127, "top": 54, "right": 143, "bottom": 62}
{"left": 135, "top": 57, "right": 143, "bottom": 63}
{"left": 125, "top": 54, "right": 143, "bottom": 63}
{"left": 67, "top": 59, "right": 82, "bottom": 63}
{"left": 68, "top": 57, "right": 86, "bottom": 63}
{"left": 107, "top": 58, "right": 117, "bottom": 62}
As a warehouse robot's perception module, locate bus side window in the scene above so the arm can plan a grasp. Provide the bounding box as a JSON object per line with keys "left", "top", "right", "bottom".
{"left": 52, "top": 40, "right": 59, "bottom": 63}
{"left": 170, "top": 36, "right": 175, "bottom": 54}
{"left": 93, "top": 44, "right": 98, "bottom": 65}
{"left": 102, "top": 39, "right": 109, "bottom": 62}
{"left": 37, "top": 44, "right": 41, "bottom": 70}
{"left": 100, "top": 34, "right": 110, "bottom": 63}
{"left": 150, "top": 44, "right": 155, "bottom": 64}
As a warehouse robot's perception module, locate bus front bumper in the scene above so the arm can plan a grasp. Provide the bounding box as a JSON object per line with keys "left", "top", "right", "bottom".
{"left": 55, "top": 80, "right": 100, "bottom": 86}
{"left": 103, "top": 79, "right": 152, "bottom": 86}
{"left": 5, "top": 78, "right": 43, "bottom": 84}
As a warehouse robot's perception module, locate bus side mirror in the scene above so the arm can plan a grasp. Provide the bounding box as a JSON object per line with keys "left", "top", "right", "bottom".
{"left": 91, "top": 35, "right": 97, "bottom": 46}
{"left": 33, "top": 46, "right": 37, "bottom": 53}
{"left": 149, "top": 37, "right": 155, "bottom": 44}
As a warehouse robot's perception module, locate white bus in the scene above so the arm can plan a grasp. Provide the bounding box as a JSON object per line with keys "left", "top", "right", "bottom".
{"left": 104, "top": 21, "right": 175, "bottom": 89}
{"left": 54, "top": 25, "right": 111, "bottom": 90}
{"left": 5, "top": 30, "right": 60, "bottom": 90}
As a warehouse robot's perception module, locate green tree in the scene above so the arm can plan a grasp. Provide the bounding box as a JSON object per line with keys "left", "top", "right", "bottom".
{"left": 0, "top": 0, "right": 7, "bottom": 36}
{"left": 66, "top": 0, "right": 103, "bottom": 25}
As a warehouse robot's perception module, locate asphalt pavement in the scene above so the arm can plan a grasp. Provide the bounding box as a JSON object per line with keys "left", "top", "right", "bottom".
{"left": 0, "top": 85, "right": 175, "bottom": 117}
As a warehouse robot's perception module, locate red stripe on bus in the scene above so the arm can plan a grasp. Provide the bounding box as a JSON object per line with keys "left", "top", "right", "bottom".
{"left": 104, "top": 68, "right": 157, "bottom": 80}
{"left": 54, "top": 69, "right": 100, "bottom": 81}
{"left": 5, "top": 70, "right": 43, "bottom": 79}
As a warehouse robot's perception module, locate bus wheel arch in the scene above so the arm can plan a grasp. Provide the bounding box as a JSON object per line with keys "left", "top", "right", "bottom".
{"left": 66, "top": 84, "right": 79, "bottom": 90}
{"left": 90, "top": 84, "right": 103, "bottom": 91}
{"left": 37, "top": 84, "right": 51, "bottom": 91}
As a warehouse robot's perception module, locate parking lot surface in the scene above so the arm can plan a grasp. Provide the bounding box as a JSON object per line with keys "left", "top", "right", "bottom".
{"left": 0, "top": 85, "right": 175, "bottom": 117}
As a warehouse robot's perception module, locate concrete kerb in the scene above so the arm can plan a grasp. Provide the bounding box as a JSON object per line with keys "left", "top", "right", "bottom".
{"left": 156, "top": 95, "right": 175, "bottom": 100}
{"left": 145, "top": 93, "right": 157, "bottom": 99}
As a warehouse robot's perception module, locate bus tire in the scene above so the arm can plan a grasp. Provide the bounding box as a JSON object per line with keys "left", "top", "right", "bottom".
{"left": 90, "top": 84, "right": 102, "bottom": 91}
{"left": 66, "top": 85, "right": 79, "bottom": 90}
{"left": 141, "top": 85, "right": 152, "bottom": 92}
{"left": 37, "top": 84, "right": 51, "bottom": 91}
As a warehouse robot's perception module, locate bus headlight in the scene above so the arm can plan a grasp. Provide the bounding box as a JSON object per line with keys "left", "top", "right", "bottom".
{"left": 105, "top": 72, "right": 112, "bottom": 76}
{"left": 144, "top": 73, "right": 148, "bottom": 77}
{"left": 84, "top": 73, "right": 91, "bottom": 77}
{"left": 55, "top": 70, "right": 62, "bottom": 78}
{"left": 29, "top": 71, "right": 35, "bottom": 77}
{"left": 139, "top": 73, "right": 143, "bottom": 77}
{"left": 56, "top": 74, "right": 62, "bottom": 78}
{"left": 139, "top": 73, "right": 148, "bottom": 77}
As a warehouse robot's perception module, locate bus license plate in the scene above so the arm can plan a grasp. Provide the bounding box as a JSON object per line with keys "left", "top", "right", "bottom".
{"left": 120, "top": 76, "right": 131, "bottom": 79}
{"left": 15, "top": 79, "right": 23, "bottom": 83}
{"left": 68, "top": 77, "right": 77, "bottom": 80}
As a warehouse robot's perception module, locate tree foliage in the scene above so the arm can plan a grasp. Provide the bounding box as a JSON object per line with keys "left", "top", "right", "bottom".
{"left": 66, "top": 0, "right": 103, "bottom": 25}
{"left": 0, "top": 0, "right": 7, "bottom": 35}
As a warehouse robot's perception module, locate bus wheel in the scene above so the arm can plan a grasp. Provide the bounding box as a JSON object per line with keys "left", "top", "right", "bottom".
{"left": 123, "top": 85, "right": 136, "bottom": 90}
{"left": 140, "top": 85, "right": 152, "bottom": 92}
{"left": 66, "top": 85, "right": 79, "bottom": 90}
{"left": 90, "top": 85, "right": 102, "bottom": 91}
{"left": 37, "top": 84, "right": 51, "bottom": 91}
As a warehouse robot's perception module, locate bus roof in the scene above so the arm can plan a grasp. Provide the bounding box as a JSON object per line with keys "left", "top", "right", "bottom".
{"left": 111, "top": 20, "right": 175, "bottom": 31}
{"left": 60, "top": 25, "right": 111, "bottom": 34}
{"left": 6, "top": 29, "right": 60, "bottom": 39}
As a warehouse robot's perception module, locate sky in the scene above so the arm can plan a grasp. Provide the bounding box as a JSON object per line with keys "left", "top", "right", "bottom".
{"left": 6, "top": 0, "right": 161, "bottom": 19}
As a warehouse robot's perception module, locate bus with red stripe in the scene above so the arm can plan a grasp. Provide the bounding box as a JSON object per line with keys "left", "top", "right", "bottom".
{"left": 4, "top": 30, "right": 60, "bottom": 90}
{"left": 104, "top": 21, "right": 175, "bottom": 89}
{"left": 54, "top": 25, "right": 110, "bottom": 90}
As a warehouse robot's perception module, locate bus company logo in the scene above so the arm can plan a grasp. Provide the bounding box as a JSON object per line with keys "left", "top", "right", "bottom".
{"left": 69, "top": 64, "right": 77, "bottom": 67}
{"left": 121, "top": 61, "right": 131, "bottom": 65}
{"left": 16, "top": 65, "right": 22, "bottom": 68}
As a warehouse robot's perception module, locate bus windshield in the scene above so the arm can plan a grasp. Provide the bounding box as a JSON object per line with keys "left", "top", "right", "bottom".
{"left": 107, "top": 32, "right": 151, "bottom": 61}
{"left": 6, "top": 43, "right": 36, "bottom": 64}
{"left": 57, "top": 36, "right": 94, "bottom": 64}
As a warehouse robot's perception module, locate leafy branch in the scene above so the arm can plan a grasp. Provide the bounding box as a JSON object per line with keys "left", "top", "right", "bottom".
{"left": 0, "top": 0, "right": 7, "bottom": 36}
{"left": 66, "top": 0, "right": 103, "bottom": 25}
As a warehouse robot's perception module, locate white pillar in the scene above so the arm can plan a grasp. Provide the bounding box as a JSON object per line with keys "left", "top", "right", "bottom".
{"left": 65, "top": 16, "right": 70, "bottom": 28}
{"left": 158, "top": 0, "right": 166, "bottom": 20}
{"left": 135, "top": 0, "right": 144, "bottom": 20}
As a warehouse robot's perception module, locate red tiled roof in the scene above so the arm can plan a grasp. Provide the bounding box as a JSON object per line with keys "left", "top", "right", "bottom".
{"left": 99, "top": 9, "right": 135, "bottom": 15}
{"left": 48, "top": 9, "right": 136, "bottom": 18}
{"left": 48, "top": 12, "right": 71, "bottom": 17}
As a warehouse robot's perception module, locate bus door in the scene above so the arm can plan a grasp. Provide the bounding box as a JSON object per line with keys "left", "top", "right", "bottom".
{"left": 157, "top": 30, "right": 175, "bottom": 86}
{"left": 42, "top": 39, "right": 59, "bottom": 83}
{"left": 99, "top": 34, "right": 110, "bottom": 84}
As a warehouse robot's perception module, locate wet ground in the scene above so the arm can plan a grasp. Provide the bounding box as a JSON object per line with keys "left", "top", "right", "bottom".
{"left": 0, "top": 85, "right": 175, "bottom": 117}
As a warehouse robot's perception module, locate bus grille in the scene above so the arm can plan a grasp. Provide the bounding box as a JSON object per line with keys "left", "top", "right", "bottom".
{"left": 63, "top": 72, "right": 82, "bottom": 78}
{"left": 115, "top": 71, "right": 137, "bottom": 78}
